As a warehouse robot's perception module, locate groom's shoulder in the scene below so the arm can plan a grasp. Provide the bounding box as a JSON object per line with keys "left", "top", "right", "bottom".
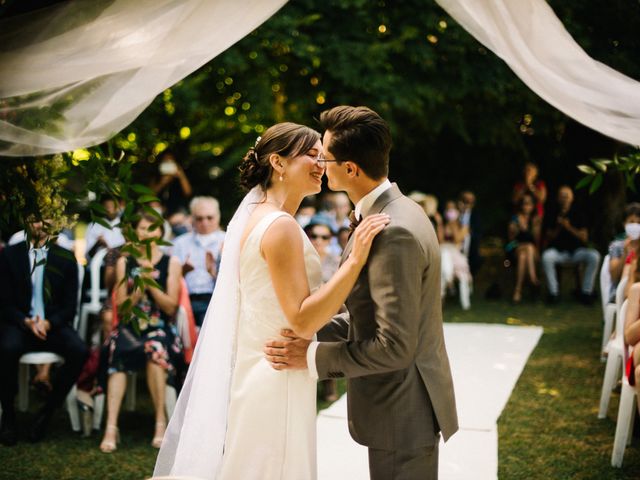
{"left": 386, "top": 194, "right": 430, "bottom": 225}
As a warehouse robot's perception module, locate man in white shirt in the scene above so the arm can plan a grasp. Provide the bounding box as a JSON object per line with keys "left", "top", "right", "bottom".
{"left": 84, "top": 197, "right": 125, "bottom": 257}
{"left": 171, "top": 196, "right": 225, "bottom": 328}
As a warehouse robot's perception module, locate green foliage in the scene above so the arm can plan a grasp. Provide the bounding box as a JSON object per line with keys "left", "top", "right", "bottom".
{"left": 107, "top": 0, "right": 640, "bottom": 230}
{"left": 576, "top": 149, "right": 640, "bottom": 194}
{"left": 0, "top": 144, "right": 167, "bottom": 329}
{"left": 2, "top": 1, "right": 640, "bottom": 234}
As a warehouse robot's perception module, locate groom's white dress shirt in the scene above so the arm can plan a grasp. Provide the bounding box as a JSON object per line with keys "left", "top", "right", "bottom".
{"left": 307, "top": 179, "right": 392, "bottom": 379}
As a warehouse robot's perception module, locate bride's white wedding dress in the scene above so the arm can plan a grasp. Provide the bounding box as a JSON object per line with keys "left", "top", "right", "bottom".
{"left": 218, "top": 211, "right": 322, "bottom": 479}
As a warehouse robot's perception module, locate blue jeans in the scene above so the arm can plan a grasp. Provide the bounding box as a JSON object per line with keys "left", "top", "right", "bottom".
{"left": 541, "top": 247, "right": 601, "bottom": 296}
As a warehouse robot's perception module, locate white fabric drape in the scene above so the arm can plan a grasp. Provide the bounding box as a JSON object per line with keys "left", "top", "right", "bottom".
{"left": 154, "top": 185, "right": 262, "bottom": 479}
{"left": 0, "top": 0, "right": 287, "bottom": 156}
{"left": 434, "top": 0, "right": 640, "bottom": 146}
{"left": 2, "top": 1, "right": 639, "bottom": 156}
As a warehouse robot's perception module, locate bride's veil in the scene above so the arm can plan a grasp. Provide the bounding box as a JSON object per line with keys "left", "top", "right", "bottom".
{"left": 154, "top": 186, "right": 263, "bottom": 478}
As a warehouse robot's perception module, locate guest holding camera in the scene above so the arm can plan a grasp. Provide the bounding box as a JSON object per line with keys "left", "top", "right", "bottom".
{"left": 149, "top": 150, "right": 193, "bottom": 216}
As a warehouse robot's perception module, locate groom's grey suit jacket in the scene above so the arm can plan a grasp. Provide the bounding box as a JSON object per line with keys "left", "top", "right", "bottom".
{"left": 316, "top": 184, "right": 458, "bottom": 450}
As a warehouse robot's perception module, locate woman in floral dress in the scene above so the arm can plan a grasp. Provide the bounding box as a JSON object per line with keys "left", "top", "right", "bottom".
{"left": 99, "top": 212, "right": 183, "bottom": 453}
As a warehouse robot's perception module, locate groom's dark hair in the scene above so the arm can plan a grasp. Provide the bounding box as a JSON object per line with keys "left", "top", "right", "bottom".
{"left": 319, "top": 106, "right": 391, "bottom": 180}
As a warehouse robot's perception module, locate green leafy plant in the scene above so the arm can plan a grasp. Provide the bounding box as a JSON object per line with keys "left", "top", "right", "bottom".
{"left": 0, "top": 143, "right": 168, "bottom": 331}
{"left": 576, "top": 149, "right": 640, "bottom": 193}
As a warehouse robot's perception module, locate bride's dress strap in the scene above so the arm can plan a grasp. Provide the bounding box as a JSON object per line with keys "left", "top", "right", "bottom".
{"left": 246, "top": 210, "right": 293, "bottom": 248}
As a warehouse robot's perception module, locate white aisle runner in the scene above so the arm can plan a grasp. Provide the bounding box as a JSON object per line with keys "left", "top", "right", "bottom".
{"left": 317, "top": 323, "right": 543, "bottom": 480}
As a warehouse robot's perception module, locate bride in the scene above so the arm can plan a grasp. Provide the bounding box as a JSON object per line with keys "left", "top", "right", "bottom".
{"left": 154, "top": 122, "right": 389, "bottom": 479}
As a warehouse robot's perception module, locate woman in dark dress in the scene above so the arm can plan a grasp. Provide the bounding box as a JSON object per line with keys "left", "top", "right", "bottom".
{"left": 99, "top": 213, "right": 183, "bottom": 453}
{"left": 506, "top": 192, "right": 541, "bottom": 303}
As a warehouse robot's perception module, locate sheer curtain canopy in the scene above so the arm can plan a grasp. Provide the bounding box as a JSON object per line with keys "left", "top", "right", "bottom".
{"left": 1, "top": 0, "right": 639, "bottom": 154}
{"left": 435, "top": 0, "right": 640, "bottom": 147}
{"left": 0, "top": 0, "right": 288, "bottom": 156}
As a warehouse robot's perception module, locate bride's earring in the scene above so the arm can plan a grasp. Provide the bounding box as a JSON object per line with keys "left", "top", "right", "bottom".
{"left": 279, "top": 172, "right": 284, "bottom": 182}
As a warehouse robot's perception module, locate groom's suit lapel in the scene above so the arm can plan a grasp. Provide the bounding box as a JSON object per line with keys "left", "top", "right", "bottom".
{"left": 340, "top": 183, "right": 403, "bottom": 265}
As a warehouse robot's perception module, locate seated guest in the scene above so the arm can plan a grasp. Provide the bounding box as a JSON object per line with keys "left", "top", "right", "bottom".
{"left": 512, "top": 161, "right": 547, "bottom": 219}
{"left": 623, "top": 281, "right": 640, "bottom": 412}
{"left": 324, "top": 191, "right": 352, "bottom": 233}
{"left": 304, "top": 216, "right": 341, "bottom": 402}
{"left": 419, "top": 193, "right": 445, "bottom": 242}
{"left": 608, "top": 203, "right": 640, "bottom": 301}
{"left": 441, "top": 200, "right": 472, "bottom": 309}
{"left": 304, "top": 216, "right": 341, "bottom": 285}
{"left": 170, "top": 196, "right": 225, "bottom": 328}
{"left": 541, "top": 185, "right": 601, "bottom": 304}
{"left": 99, "top": 213, "right": 183, "bottom": 453}
{"left": 506, "top": 192, "right": 541, "bottom": 303}
{"left": 84, "top": 197, "right": 125, "bottom": 258}
{"left": 167, "top": 207, "right": 192, "bottom": 239}
{"left": 459, "top": 190, "right": 483, "bottom": 275}
{"left": 0, "top": 219, "right": 88, "bottom": 446}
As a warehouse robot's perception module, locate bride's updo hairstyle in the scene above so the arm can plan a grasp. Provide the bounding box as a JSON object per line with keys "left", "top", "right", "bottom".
{"left": 239, "top": 122, "right": 320, "bottom": 191}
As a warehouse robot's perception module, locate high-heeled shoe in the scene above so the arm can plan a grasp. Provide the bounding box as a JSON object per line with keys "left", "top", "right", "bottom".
{"left": 99, "top": 425, "right": 119, "bottom": 453}
{"left": 151, "top": 421, "right": 166, "bottom": 448}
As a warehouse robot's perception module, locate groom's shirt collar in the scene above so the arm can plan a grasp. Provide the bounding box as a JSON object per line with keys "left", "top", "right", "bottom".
{"left": 354, "top": 178, "right": 392, "bottom": 220}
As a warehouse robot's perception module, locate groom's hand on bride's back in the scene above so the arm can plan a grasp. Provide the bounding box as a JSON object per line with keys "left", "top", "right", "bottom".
{"left": 264, "top": 329, "right": 310, "bottom": 370}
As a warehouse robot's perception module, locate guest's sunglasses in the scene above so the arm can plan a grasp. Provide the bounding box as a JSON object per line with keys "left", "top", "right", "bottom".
{"left": 195, "top": 215, "right": 215, "bottom": 222}
{"left": 309, "top": 233, "right": 331, "bottom": 240}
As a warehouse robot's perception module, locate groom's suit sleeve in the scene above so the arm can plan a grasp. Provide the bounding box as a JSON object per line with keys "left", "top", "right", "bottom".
{"left": 317, "top": 311, "right": 350, "bottom": 342}
{"left": 307, "top": 311, "right": 350, "bottom": 379}
{"left": 315, "top": 226, "right": 423, "bottom": 379}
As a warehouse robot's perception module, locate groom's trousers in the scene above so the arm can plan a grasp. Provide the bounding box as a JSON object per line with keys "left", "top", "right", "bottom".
{"left": 368, "top": 436, "right": 439, "bottom": 480}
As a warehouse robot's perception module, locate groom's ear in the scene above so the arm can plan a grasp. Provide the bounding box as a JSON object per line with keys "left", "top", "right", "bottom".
{"left": 345, "top": 161, "right": 359, "bottom": 178}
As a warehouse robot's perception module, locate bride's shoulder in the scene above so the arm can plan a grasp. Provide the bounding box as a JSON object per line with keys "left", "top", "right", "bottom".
{"left": 261, "top": 212, "right": 302, "bottom": 250}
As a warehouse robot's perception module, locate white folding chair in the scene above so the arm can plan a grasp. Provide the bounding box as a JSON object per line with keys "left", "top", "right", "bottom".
{"left": 18, "top": 263, "right": 85, "bottom": 432}
{"left": 611, "top": 300, "right": 637, "bottom": 467}
{"left": 77, "top": 247, "right": 109, "bottom": 342}
{"left": 600, "top": 255, "right": 617, "bottom": 360}
{"left": 440, "top": 246, "right": 471, "bottom": 310}
{"left": 599, "top": 277, "right": 628, "bottom": 419}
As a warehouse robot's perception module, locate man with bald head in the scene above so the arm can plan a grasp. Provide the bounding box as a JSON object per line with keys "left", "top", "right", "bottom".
{"left": 542, "top": 185, "right": 601, "bottom": 304}
{"left": 171, "top": 196, "right": 225, "bottom": 327}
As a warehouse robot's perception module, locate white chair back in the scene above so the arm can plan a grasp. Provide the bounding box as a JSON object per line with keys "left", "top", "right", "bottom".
{"left": 87, "top": 247, "right": 109, "bottom": 305}
{"left": 615, "top": 277, "right": 629, "bottom": 335}
{"left": 600, "top": 254, "right": 612, "bottom": 317}
{"left": 73, "top": 263, "right": 85, "bottom": 330}
{"left": 619, "top": 300, "right": 630, "bottom": 364}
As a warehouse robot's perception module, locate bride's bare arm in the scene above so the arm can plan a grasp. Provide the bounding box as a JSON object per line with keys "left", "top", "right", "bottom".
{"left": 263, "top": 214, "right": 389, "bottom": 339}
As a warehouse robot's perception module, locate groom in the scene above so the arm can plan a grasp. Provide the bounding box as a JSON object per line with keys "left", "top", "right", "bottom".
{"left": 265, "top": 105, "right": 458, "bottom": 479}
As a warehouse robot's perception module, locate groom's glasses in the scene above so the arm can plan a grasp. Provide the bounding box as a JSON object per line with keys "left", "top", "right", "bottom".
{"left": 309, "top": 152, "right": 340, "bottom": 167}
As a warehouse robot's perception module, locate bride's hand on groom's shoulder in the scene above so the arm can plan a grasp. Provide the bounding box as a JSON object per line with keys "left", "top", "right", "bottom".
{"left": 349, "top": 213, "right": 390, "bottom": 267}
{"left": 264, "top": 329, "right": 310, "bottom": 371}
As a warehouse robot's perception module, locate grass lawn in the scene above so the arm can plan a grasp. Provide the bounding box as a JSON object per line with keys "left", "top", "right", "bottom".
{"left": 2, "top": 294, "right": 640, "bottom": 479}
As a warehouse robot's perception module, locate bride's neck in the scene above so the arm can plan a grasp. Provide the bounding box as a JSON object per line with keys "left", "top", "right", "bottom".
{"left": 264, "top": 185, "right": 303, "bottom": 216}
